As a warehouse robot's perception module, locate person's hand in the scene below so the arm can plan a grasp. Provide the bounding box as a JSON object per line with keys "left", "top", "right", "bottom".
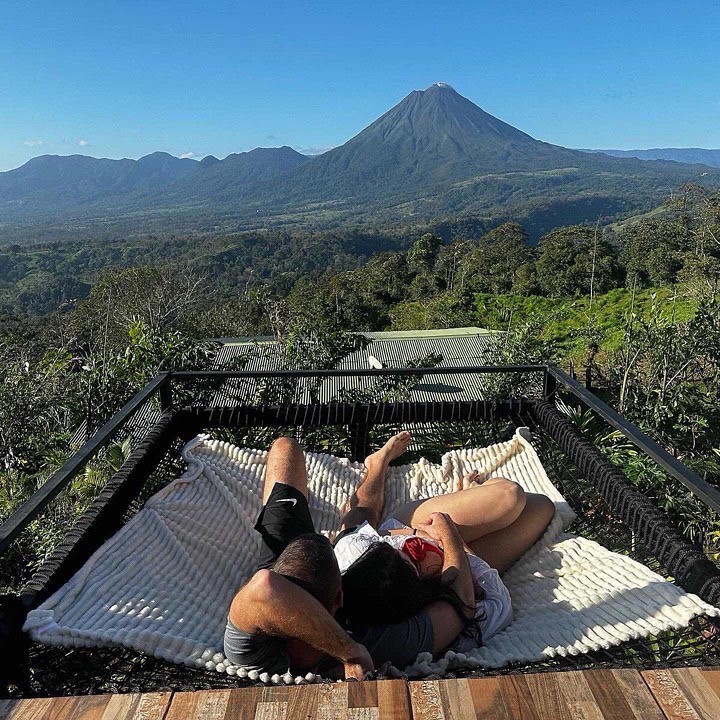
{"left": 342, "top": 641, "right": 374, "bottom": 680}
{"left": 413, "top": 527, "right": 435, "bottom": 542}
{"left": 419, "top": 512, "right": 461, "bottom": 544}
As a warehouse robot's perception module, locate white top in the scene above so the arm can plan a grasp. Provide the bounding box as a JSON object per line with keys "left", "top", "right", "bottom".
{"left": 333, "top": 520, "right": 513, "bottom": 645}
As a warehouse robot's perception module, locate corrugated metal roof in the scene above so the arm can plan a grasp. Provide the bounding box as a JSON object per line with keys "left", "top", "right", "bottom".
{"left": 207, "top": 328, "right": 540, "bottom": 403}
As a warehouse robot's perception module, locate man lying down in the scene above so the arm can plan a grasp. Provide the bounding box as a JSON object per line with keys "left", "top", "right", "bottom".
{"left": 225, "top": 432, "right": 555, "bottom": 679}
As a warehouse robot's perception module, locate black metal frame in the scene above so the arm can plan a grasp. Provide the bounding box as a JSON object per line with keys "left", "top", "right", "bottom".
{"left": 3, "top": 363, "right": 719, "bottom": 558}
{"left": 3, "top": 363, "right": 720, "bottom": 696}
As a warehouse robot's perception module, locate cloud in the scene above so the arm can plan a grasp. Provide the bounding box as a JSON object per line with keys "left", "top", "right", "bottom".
{"left": 24, "top": 139, "right": 44, "bottom": 147}
{"left": 266, "top": 134, "right": 278, "bottom": 140}
{"left": 293, "top": 145, "right": 334, "bottom": 156}
{"left": 78, "top": 139, "right": 90, "bottom": 146}
{"left": 179, "top": 152, "right": 195, "bottom": 159}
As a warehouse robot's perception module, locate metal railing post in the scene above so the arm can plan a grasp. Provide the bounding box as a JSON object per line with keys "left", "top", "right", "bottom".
{"left": 543, "top": 366, "right": 557, "bottom": 401}
{"left": 159, "top": 373, "right": 173, "bottom": 414}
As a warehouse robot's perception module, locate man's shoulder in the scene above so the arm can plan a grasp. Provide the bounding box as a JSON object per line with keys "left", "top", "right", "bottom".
{"left": 228, "top": 569, "right": 276, "bottom": 624}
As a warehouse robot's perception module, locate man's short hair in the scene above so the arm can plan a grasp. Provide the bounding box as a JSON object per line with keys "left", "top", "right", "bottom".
{"left": 272, "top": 533, "right": 341, "bottom": 611}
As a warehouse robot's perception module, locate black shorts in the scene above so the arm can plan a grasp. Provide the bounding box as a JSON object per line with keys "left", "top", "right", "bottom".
{"left": 254, "top": 484, "right": 317, "bottom": 571}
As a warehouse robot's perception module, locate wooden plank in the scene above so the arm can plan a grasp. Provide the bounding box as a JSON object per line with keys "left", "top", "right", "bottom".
{"left": 1, "top": 697, "right": 63, "bottom": 720}
{"left": 7, "top": 696, "right": 100, "bottom": 720}
{"left": 439, "top": 680, "right": 476, "bottom": 720}
{"left": 315, "top": 682, "right": 349, "bottom": 720}
{"left": 468, "top": 676, "right": 514, "bottom": 719}
{"left": 223, "top": 688, "right": 262, "bottom": 720}
{"left": 408, "top": 679, "right": 474, "bottom": 720}
{"left": 659, "top": 669, "right": 720, "bottom": 720}
{"left": 71, "top": 695, "right": 114, "bottom": 720}
{"left": 524, "top": 673, "right": 574, "bottom": 720}
{"left": 576, "top": 669, "right": 664, "bottom": 720}
{"left": 254, "top": 684, "right": 290, "bottom": 720}
{"left": 259, "top": 686, "right": 290, "bottom": 703}
{"left": 348, "top": 681, "right": 379, "bottom": 708}
{"left": 348, "top": 709, "right": 379, "bottom": 720}
{"left": 376, "top": 681, "right": 411, "bottom": 720}
{"left": 673, "top": 669, "right": 720, "bottom": 720}
{"left": 698, "top": 670, "right": 720, "bottom": 701}
{"left": 607, "top": 670, "right": 667, "bottom": 720}
{"left": 253, "top": 701, "right": 288, "bottom": 720}
{"left": 0, "top": 686, "right": 171, "bottom": 720}
{"left": 496, "top": 676, "right": 540, "bottom": 720}
{"left": 642, "top": 670, "right": 702, "bottom": 720}
{"left": 285, "top": 684, "right": 320, "bottom": 720}
{"left": 408, "top": 680, "right": 446, "bottom": 720}
{"left": 554, "top": 671, "right": 605, "bottom": 720}
{"left": 100, "top": 692, "right": 172, "bottom": 720}
{"left": 166, "top": 689, "right": 231, "bottom": 720}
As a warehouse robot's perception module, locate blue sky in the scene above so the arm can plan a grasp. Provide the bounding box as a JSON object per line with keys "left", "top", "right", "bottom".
{"left": 1, "top": 0, "right": 719, "bottom": 171}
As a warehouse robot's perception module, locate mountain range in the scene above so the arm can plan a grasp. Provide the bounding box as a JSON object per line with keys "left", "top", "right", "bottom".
{"left": 2, "top": 84, "right": 719, "bottom": 239}
{"left": 580, "top": 148, "right": 720, "bottom": 168}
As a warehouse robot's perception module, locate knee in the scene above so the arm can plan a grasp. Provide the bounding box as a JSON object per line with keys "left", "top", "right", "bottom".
{"left": 495, "top": 478, "right": 526, "bottom": 513}
{"left": 270, "top": 436, "right": 302, "bottom": 454}
{"left": 536, "top": 493, "right": 556, "bottom": 522}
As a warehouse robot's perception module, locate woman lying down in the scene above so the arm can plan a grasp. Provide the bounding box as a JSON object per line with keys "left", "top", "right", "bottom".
{"left": 333, "top": 431, "right": 556, "bottom": 658}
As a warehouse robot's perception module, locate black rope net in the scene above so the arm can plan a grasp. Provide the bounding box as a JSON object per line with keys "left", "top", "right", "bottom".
{"left": 3, "top": 390, "right": 720, "bottom": 697}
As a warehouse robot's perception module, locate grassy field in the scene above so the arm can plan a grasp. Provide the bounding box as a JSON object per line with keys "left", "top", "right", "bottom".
{"left": 473, "top": 286, "right": 697, "bottom": 359}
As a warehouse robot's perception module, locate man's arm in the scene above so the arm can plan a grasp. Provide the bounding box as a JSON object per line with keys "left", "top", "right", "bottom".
{"left": 230, "top": 569, "right": 373, "bottom": 679}
{"left": 419, "top": 513, "right": 475, "bottom": 653}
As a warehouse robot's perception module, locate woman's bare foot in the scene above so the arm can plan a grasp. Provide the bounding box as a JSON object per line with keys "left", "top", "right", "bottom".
{"left": 463, "top": 470, "right": 485, "bottom": 485}
{"left": 365, "top": 431, "right": 412, "bottom": 471}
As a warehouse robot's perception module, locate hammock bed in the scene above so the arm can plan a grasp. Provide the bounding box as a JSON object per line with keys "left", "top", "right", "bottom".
{"left": 1, "top": 367, "right": 720, "bottom": 698}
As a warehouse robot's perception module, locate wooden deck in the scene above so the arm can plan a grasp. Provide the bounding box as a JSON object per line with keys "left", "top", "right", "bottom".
{"left": 2, "top": 669, "right": 720, "bottom": 719}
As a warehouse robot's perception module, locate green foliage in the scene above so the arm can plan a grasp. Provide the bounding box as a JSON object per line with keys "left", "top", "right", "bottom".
{"left": 473, "top": 287, "right": 697, "bottom": 359}
{"left": 556, "top": 401, "right": 717, "bottom": 547}
{"left": 407, "top": 234, "right": 444, "bottom": 274}
{"left": 601, "top": 296, "right": 720, "bottom": 460}
{"left": 535, "top": 224, "right": 623, "bottom": 297}
{"left": 481, "top": 319, "right": 558, "bottom": 398}
{"left": 621, "top": 218, "right": 690, "bottom": 287}
{"left": 458, "top": 222, "right": 536, "bottom": 295}
{"left": 0, "top": 320, "right": 217, "bottom": 589}
{"left": 390, "top": 293, "right": 472, "bottom": 331}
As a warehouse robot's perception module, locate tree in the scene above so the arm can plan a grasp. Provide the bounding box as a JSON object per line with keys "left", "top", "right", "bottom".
{"left": 536, "top": 225, "right": 622, "bottom": 297}
{"left": 407, "top": 234, "right": 444, "bottom": 275}
{"left": 79, "top": 265, "right": 208, "bottom": 346}
{"left": 459, "top": 222, "right": 535, "bottom": 295}
{"left": 620, "top": 219, "right": 689, "bottom": 288}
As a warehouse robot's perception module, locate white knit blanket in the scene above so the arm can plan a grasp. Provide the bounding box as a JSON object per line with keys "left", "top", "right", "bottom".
{"left": 24, "top": 430, "right": 718, "bottom": 684}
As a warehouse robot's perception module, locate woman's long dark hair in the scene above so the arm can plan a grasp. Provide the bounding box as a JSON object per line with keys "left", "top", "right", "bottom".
{"left": 338, "top": 542, "right": 479, "bottom": 631}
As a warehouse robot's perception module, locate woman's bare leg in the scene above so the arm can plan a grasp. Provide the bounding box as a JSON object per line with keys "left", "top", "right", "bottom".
{"left": 469, "top": 493, "right": 556, "bottom": 573}
{"left": 338, "top": 431, "right": 412, "bottom": 531}
{"left": 391, "top": 477, "right": 527, "bottom": 544}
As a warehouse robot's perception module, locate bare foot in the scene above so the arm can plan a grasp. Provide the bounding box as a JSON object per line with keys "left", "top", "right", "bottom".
{"left": 365, "top": 431, "right": 412, "bottom": 470}
{"left": 463, "top": 470, "right": 485, "bottom": 485}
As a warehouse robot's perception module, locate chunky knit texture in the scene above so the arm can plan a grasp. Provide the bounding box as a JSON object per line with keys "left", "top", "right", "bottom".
{"left": 23, "top": 430, "right": 718, "bottom": 684}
